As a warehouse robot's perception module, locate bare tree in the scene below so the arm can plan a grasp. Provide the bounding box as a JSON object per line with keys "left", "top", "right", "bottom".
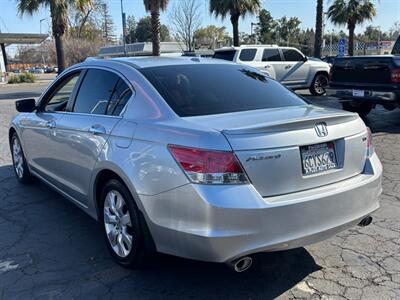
{"left": 170, "top": 0, "right": 201, "bottom": 52}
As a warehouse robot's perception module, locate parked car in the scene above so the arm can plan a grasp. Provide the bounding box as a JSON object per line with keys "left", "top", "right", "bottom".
{"left": 10, "top": 57, "right": 381, "bottom": 271}
{"left": 45, "top": 66, "right": 55, "bottom": 73}
{"left": 326, "top": 55, "right": 400, "bottom": 117}
{"left": 213, "top": 45, "right": 331, "bottom": 96}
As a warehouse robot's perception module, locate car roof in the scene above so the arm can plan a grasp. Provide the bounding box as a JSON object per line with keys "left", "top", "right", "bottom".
{"left": 214, "top": 45, "right": 298, "bottom": 52}
{"left": 104, "top": 56, "right": 237, "bottom": 69}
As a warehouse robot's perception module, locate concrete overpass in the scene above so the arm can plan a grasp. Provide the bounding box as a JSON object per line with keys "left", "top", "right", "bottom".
{"left": 0, "top": 33, "right": 48, "bottom": 74}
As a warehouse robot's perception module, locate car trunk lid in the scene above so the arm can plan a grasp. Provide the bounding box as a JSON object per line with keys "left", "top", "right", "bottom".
{"left": 185, "top": 105, "right": 368, "bottom": 197}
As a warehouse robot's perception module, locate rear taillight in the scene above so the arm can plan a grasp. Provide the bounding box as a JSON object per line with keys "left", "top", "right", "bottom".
{"left": 168, "top": 145, "right": 248, "bottom": 184}
{"left": 366, "top": 127, "right": 374, "bottom": 157}
{"left": 391, "top": 69, "right": 400, "bottom": 83}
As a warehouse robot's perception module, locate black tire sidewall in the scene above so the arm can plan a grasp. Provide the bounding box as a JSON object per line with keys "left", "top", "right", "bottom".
{"left": 342, "top": 102, "right": 372, "bottom": 118}
{"left": 100, "top": 179, "right": 146, "bottom": 268}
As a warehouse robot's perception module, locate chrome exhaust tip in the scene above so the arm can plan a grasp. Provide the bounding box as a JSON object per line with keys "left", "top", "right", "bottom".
{"left": 228, "top": 256, "right": 253, "bottom": 273}
{"left": 358, "top": 216, "right": 373, "bottom": 227}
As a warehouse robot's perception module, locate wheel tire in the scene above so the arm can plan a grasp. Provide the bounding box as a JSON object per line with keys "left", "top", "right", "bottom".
{"left": 342, "top": 102, "right": 372, "bottom": 118}
{"left": 100, "top": 179, "right": 149, "bottom": 268}
{"left": 10, "top": 133, "right": 34, "bottom": 184}
{"left": 309, "top": 73, "right": 328, "bottom": 96}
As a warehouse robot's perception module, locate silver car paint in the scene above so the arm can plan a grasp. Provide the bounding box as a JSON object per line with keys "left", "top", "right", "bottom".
{"left": 10, "top": 57, "right": 382, "bottom": 262}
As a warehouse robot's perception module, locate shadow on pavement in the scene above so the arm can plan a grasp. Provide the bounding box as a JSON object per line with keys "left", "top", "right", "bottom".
{"left": 0, "top": 91, "right": 42, "bottom": 100}
{"left": 0, "top": 164, "right": 321, "bottom": 299}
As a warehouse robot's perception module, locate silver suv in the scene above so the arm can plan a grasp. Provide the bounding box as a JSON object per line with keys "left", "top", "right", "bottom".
{"left": 213, "top": 45, "right": 330, "bottom": 96}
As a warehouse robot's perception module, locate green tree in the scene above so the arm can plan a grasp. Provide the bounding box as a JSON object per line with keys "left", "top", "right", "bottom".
{"left": 258, "top": 9, "right": 277, "bottom": 44}
{"left": 99, "top": 2, "right": 116, "bottom": 44}
{"left": 17, "top": 0, "right": 92, "bottom": 72}
{"left": 126, "top": 15, "right": 137, "bottom": 43}
{"left": 135, "top": 16, "right": 170, "bottom": 43}
{"left": 327, "top": 0, "right": 377, "bottom": 56}
{"left": 143, "top": 0, "right": 169, "bottom": 56}
{"left": 195, "top": 25, "right": 230, "bottom": 48}
{"left": 209, "top": 0, "right": 261, "bottom": 46}
{"left": 314, "top": 0, "right": 323, "bottom": 58}
{"left": 276, "top": 16, "right": 301, "bottom": 46}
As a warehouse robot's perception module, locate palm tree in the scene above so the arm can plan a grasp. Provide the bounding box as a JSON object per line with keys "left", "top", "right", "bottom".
{"left": 210, "top": 0, "right": 261, "bottom": 47}
{"left": 327, "top": 0, "right": 376, "bottom": 56}
{"left": 314, "top": 0, "right": 323, "bottom": 58}
{"left": 18, "top": 0, "right": 91, "bottom": 73}
{"left": 143, "top": 0, "right": 169, "bottom": 56}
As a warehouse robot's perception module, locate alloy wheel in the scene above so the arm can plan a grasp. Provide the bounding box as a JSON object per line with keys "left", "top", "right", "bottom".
{"left": 103, "top": 190, "right": 133, "bottom": 258}
{"left": 314, "top": 75, "right": 328, "bottom": 95}
{"left": 12, "top": 138, "right": 24, "bottom": 179}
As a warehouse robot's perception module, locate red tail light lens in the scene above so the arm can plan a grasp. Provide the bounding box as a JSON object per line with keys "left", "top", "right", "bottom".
{"left": 366, "top": 127, "right": 374, "bottom": 157}
{"left": 168, "top": 145, "right": 248, "bottom": 184}
{"left": 391, "top": 69, "right": 400, "bottom": 83}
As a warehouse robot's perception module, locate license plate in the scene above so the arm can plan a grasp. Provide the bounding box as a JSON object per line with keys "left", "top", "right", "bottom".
{"left": 300, "top": 142, "right": 337, "bottom": 175}
{"left": 352, "top": 89, "right": 365, "bottom": 97}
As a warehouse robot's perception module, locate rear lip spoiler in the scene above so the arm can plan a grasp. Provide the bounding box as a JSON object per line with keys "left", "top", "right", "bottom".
{"left": 222, "top": 113, "right": 358, "bottom": 135}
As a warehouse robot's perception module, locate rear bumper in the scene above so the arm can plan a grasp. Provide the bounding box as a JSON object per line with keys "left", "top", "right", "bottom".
{"left": 326, "top": 87, "right": 399, "bottom": 103}
{"left": 139, "top": 153, "right": 382, "bottom": 263}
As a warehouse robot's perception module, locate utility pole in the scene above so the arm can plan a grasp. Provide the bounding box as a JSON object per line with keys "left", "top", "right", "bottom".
{"left": 330, "top": 29, "right": 333, "bottom": 56}
{"left": 120, "top": 0, "right": 127, "bottom": 56}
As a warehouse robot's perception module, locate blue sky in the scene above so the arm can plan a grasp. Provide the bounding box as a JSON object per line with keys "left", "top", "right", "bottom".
{"left": 1, "top": 0, "right": 399, "bottom": 54}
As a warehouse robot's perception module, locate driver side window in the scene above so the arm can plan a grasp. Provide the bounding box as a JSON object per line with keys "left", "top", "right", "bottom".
{"left": 44, "top": 72, "right": 81, "bottom": 112}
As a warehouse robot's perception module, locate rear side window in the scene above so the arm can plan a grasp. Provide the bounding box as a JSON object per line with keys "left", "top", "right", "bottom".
{"left": 212, "top": 50, "right": 236, "bottom": 61}
{"left": 107, "top": 79, "right": 132, "bottom": 115}
{"left": 239, "top": 49, "right": 257, "bottom": 61}
{"left": 73, "top": 69, "right": 131, "bottom": 115}
{"left": 140, "top": 64, "right": 305, "bottom": 117}
{"left": 282, "top": 49, "right": 304, "bottom": 61}
{"left": 262, "top": 49, "right": 281, "bottom": 61}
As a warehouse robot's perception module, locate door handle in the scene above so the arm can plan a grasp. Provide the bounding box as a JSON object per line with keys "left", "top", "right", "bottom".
{"left": 285, "top": 65, "right": 292, "bottom": 69}
{"left": 265, "top": 65, "right": 271, "bottom": 68}
{"left": 89, "top": 125, "right": 106, "bottom": 135}
{"left": 46, "top": 121, "right": 56, "bottom": 129}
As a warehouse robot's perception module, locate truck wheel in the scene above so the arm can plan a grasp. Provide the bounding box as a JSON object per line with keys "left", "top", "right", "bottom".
{"left": 309, "top": 73, "right": 328, "bottom": 96}
{"left": 342, "top": 102, "right": 372, "bottom": 118}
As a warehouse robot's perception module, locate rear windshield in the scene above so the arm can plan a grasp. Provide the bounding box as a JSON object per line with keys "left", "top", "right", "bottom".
{"left": 140, "top": 64, "right": 305, "bottom": 117}
{"left": 212, "top": 50, "right": 236, "bottom": 61}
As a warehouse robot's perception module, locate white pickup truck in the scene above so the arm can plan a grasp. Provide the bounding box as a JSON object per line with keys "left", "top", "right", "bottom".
{"left": 213, "top": 45, "right": 331, "bottom": 96}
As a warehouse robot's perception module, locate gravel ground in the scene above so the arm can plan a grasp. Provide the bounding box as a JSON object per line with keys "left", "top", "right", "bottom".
{"left": 0, "top": 83, "right": 399, "bottom": 300}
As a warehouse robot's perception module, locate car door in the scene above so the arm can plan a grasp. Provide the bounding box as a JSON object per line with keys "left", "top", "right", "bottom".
{"left": 255, "top": 48, "right": 286, "bottom": 80}
{"left": 54, "top": 68, "right": 133, "bottom": 206}
{"left": 280, "top": 48, "right": 310, "bottom": 85}
{"left": 20, "top": 71, "right": 82, "bottom": 186}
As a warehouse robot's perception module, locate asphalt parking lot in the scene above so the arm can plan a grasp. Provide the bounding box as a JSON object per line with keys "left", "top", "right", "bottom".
{"left": 0, "top": 82, "right": 400, "bottom": 299}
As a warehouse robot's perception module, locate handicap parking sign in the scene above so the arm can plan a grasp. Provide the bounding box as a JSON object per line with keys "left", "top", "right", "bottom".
{"left": 338, "top": 38, "right": 346, "bottom": 57}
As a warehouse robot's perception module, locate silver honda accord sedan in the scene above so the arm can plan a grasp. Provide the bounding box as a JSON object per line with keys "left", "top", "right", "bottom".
{"left": 9, "top": 57, "right": 382, "bottom": 271}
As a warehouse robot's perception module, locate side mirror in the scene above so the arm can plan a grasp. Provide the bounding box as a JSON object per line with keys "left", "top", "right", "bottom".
{"left": 15, "top": 98, "right": 36, "bottom": 113}
{"left": 303, "top": 56, "right": 308, "bottom": 62}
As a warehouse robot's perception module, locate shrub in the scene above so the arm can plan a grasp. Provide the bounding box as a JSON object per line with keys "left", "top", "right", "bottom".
{"left": 8, "top": 73, "right": 36, "bottom": 84}
{"left": 8, "top": 75, "right": 20, "bottom": 84}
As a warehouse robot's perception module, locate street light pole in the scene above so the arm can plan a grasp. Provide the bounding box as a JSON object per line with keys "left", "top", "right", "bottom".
{"left": 40, "top": 18, "right": 46, "bottom": 34}
{"left": 120, "top": 0, "right": 127, "bottom": 56}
